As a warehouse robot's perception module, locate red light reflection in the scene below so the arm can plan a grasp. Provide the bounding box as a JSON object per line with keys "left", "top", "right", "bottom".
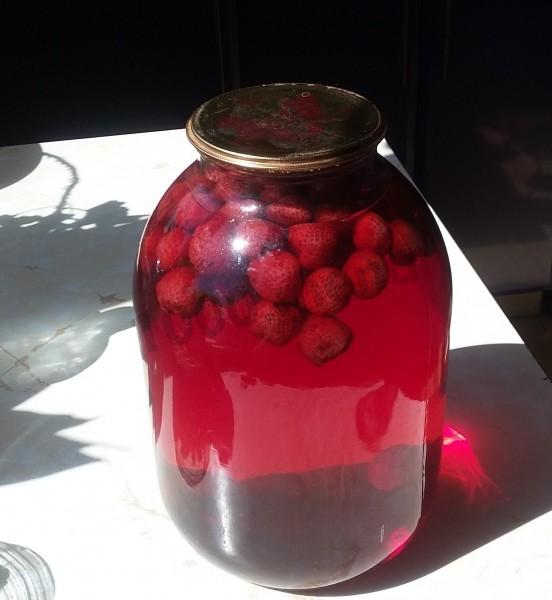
{"left": 441, "top": 424, "right": 502, "bottom": 504}
{"left": 384, "top": 527, "right": 413, "bottom": 561}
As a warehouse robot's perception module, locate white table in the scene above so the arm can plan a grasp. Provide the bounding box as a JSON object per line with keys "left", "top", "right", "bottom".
{"left": 1, "top": 132, "right": 551, "bottom": 599}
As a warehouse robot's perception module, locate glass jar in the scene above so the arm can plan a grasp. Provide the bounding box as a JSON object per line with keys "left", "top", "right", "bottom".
{"left": 134, "top": 84, "right": 451, "bottom": 589}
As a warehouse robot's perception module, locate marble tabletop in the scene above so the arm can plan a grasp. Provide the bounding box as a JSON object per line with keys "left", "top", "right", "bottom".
{"left": 0, "top": 132, "right": 551, "bottom": 599}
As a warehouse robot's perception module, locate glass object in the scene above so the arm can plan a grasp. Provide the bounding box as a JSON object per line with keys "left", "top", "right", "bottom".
{"left": 134, "top": 84, "right": 451, "bottom": 589}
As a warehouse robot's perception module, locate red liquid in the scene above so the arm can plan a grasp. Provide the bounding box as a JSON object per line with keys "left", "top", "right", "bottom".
{"left": 134, "top": 157, "right": 451, "bottom": 588}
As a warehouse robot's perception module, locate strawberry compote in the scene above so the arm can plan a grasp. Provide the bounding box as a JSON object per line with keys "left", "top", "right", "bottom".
{"left": 134, "top": 85, "right": 451, "bottom": 589}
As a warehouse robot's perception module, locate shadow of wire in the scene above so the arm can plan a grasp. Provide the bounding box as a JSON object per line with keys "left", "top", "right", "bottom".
{"left": 0, "top": 152, "right": 148, "bottom": 485}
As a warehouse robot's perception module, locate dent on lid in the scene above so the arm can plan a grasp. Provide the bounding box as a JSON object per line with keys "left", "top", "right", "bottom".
{"left": 186, "top": 83, "right": 386, "bottom": 173}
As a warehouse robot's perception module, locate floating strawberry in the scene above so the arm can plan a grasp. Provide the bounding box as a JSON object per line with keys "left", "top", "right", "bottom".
{"left": 248, "top": 250, "right": 301, "bottom": 303}
{"left": 189, "top": 215, "right": 235, "bottom": 274}
{"left": 156, "top": 183, "right": 186, "bottom": 223}
{"left": 138, "top": 224, "right": 163, "bottom": 272}
{"left": 156, "top": 228, "right": 191, "bottom": 271}
{"left": 227, "top": 293, "right": 255, "bottom": 327}
{"left": 343, "top": 250, "right": 388, "bottom": 299}
{"left": 219, "top": 198, "right": 263, "bottom": 219}
{"left": 265, "top": 196, "right": 312, "bottom": 225}
{"left": 250, "top": 300, "right": 301, "bottom": 345}
{"left": 156, "top": 267, "right": 203, "bottom": 316}
{"left": 389, "top": 219, "right": 424, "bottom": 265}
{"left": 233, "top": 218, "right": 283, "bottom": 259}
{"left": 214, "top": 172, "right": 257, "bottom": 201}
{"left": 314, "top": 203, "right": 354, "bottom": 223}
{"left": 352, "top": 211, "right": 391, "bottom": 255}
{"left": 197, "top": 298, "right": 225, "bottom": 338}
{"left": 288, "top": 222, "right": 339, "bottom": 270}
{"left": 299, "top": 315, "right": 352, "bottom": 365}
{"left": 174, "top": 184, "right": 222, "bottom": 231}
{"left": 302, "top": 267, "right": 352, "bottom": 315}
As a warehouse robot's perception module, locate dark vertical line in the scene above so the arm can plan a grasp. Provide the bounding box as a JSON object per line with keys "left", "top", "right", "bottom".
{"left": 413, "top": 0, "right": 449, "bottom": 191}
{"left": 403, "top": 0, "right": 422, "bottom": 178}
{"left": 402, "top": 0, "right": 410, "bottom": 86}
{"left": 442, "top": 0, "right": 453, "bottom": 81}
{"left": 214, "top": 0, "right": 241, "bottom": 92}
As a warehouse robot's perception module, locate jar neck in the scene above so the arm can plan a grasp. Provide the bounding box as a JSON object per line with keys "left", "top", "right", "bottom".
{"left": 199, "top": 147, "right": 378, "bottom": 185}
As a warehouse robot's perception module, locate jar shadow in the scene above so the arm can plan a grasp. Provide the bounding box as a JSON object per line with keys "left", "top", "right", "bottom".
{"left": 293, "top": 343, "right": 552, "bottom": 595}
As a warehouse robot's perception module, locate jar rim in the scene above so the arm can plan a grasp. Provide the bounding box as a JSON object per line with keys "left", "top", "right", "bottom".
{"left": 186, "top": 83, "right": 386, "bottom": 174}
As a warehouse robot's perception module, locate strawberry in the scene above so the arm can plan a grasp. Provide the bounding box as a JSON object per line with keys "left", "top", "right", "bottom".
{"left": 302, "top": 267, "right": 352, "bottom": 315}
{"left": 298, "top": 287, "right": 306, "bottom": 309}
{"left": 156, "top": 267, "right": 203, "bottom": 316}
{"left": 299, "top": 315, "right": 352, "bottom": 365}
{"left": 227, "top": 293, "right": 255, "bottom": 327}
{"left": 156, "top": 183, "right": 186, "bottom": 224}
{"left": 314, "top": 203, "right": 354, "bottom": 223}
{"left": 248, "top": 250, "right": 301, "bottom": 303}
{"left": 389, "top": 219, "right": 424, "bottom": 265}
{"left": 233, "top": 218, "right": 283, "bottom": 259}
{"left": 156, "top": 228, "right": 191, "bottom": 271}
{"left": 343, "top": 250, "right": 388, "bottom": 299}
{"left": 174, "top": 183, "right": 222, "bottom": 231}
{"left": 288, "top": 222, "right": 339, "bottom": 270}
{"left": 250, "top": 300, "right": 301, "bottom": 345}
{"left": 188, "top": 215, "right": 235, "bottom": 274}
{"left": 138, "top": 224, "right": 163, "bottom": 272}
{"left": 197, "top": 298, "right": 225, "bottom": 338}
{"left": 214, "top": 172, "right": 257, "bottom": 202}
{"left": 265, "top": 196, "right": 312, "bottom": 225}
{"left": 352, "top": 211, "right": 391, "bottom": 255}
{"left": 219, "top": 198, "right": 263, "bottom": 220}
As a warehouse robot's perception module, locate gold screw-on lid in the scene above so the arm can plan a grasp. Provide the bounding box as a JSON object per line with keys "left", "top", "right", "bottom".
{"left": 186, "top": 83, "right": 386, "bottom": 174}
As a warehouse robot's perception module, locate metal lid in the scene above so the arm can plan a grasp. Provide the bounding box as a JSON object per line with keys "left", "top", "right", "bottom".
{"left": 186, "top": 83, "right": 386, "bottom": 173}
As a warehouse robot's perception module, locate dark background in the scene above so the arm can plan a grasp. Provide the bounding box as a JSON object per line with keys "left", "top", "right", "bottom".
{"left": 2, "top": 0, "right": 552, "bottom": 292}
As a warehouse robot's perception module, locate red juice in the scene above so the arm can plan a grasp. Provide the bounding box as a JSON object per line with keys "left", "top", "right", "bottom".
{"left": 134, "top": 155, "right": 451, "bottom": 589}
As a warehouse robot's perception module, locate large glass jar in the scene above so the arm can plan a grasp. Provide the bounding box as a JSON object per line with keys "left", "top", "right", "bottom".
{"left": 134, "top": 84, "right": 451, "bottom": 589}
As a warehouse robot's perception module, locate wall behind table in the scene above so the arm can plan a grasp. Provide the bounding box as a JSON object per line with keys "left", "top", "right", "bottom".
{"left": 0, "top": 2, "right": 411, "bottom": 158}
{"left": 0, "top": 3, "right": 222, "bottom": 146}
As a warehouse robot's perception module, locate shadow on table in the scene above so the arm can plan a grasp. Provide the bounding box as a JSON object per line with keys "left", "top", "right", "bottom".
{"left": 0, "top": 143, "right": 43, "bottom": 189}
{"left": 0, "top": 541, "right": 55, "bottom": 599}
{"left": 297, "top": 343, "right": 552, "bottom": 596}
{"left": 0, "top": 152, "right": 149, "bottom": 485}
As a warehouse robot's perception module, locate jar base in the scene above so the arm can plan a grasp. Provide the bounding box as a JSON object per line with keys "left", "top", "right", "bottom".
{"left": 157, "top": 440, "right": 441, "bottom": 589}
